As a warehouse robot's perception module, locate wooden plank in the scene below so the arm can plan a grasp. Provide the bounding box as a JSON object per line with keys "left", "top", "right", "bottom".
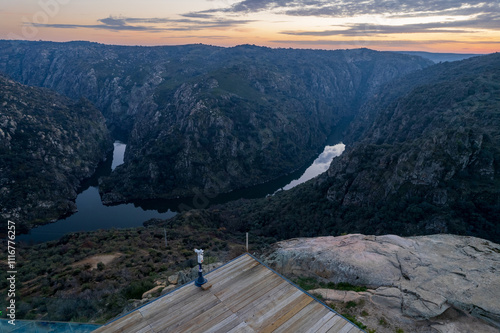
{"left": 140, "top": 287, "right": 215, "bottom": 325}
{"left": 137, "top": 283, "right": 200, "bottom": 317}
{"left": 347, "top": 326, "right": 363, "bottom": 333}
{"left": 134, "top": 324, "right": 155, "bottom": 333}
{"left": 259, "top": 293, "right": 314, "bottom": 333}
{"left": 139, "top": 288, "right": 203, "bottom": 321}
{"left": 94, "top": 310, "right": 145, "bottom": 333}
{"left": 201, "top": 282, "right": 212, "bottom": 290}
{"left": 337, "top": 322, "right": 359, "bottom": 333}
{"left": 209, "top": 260, "right": 262, "bottom": 292}
{"left": 237, "top": 284, "right": 300, "bottom": 320}
{"left": 214, "top": 265, "right": 274, "bottom": 302}
{"left": 190, "top": 308, "right": 238, "bottom": 333}
{"left": 147, "top": 291, "right": 220, "bottom": 332}
{"left": 305, "top": 310, "right": 337, "bottom": 332}
{"left": 205, "top": 255, "right": 255, "bottom": 282}
{"left": 326, "top": 316, "right": 352, "bottom": 333}
{"left": 213, "top": 262, "right": 269, "bottom": 297}
{"left": 221, "top": 273, "right": 286, "bottom": 311}
{"left": 315, "top": 314, "right": 344, "bottom": 333}
{"left": 174, "top": 302, "right": 232, "bottom": 332}
{"left": 202, "top": 313, "right": 246, "bottom": 333}
{"left": 271, "top": 302, "right": 322, "bottom": 333}
{"left": 239, "top": 288, "right": 305, "bottom": 329}
{"left": 277, "top": 303, "right": 331, "bottom": 333}
{"left": 209, "top": 262, "right": 262, "bottom": 295}
{"left": 226, "top": 321, "right": 257, "bottom": 333}
{"left": 151, "top": 294, "right": 221, "bottom": 333}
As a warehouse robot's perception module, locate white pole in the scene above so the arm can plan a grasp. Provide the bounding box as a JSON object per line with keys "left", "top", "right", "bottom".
{"left": 164, "top": 228, "right": 167, "bottom": 248}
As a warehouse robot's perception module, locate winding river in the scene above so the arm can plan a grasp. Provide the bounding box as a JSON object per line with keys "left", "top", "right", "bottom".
{"left": 19, "top": 140, "right": 345, "bottom": 243}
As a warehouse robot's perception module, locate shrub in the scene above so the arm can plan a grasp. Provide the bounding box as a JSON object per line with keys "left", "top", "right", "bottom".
{"left": 122, "top": 280, "right": 155, "bottom": 300}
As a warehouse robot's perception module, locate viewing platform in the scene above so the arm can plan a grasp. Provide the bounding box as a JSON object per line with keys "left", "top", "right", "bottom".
{"left": 95, "top": 253, "right": 364, "bottom": 332}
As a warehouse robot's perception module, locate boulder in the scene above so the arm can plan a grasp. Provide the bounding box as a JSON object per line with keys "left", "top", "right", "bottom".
{"left": 168, "top": 274, "right": 179, "bottom": 285}
{"left": 141, "top": 285, "right": 164, "bottom": 299}
{"left": 265, "top": 234, "right": 500, "bottom": 329}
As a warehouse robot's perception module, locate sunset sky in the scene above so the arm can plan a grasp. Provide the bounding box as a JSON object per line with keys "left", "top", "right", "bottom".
{"left": 1, "top": 0, "right": 499, "bottom": 53}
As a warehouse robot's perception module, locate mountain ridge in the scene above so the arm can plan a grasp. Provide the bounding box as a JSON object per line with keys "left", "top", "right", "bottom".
{"left": 0, "top": 41, "right": 433, "bottom": 202}
{"left": 153, "top": 53, "right": 500, "bottom": 243}
{"left": 0, "top": 74, "right": 112, "bottom": 232}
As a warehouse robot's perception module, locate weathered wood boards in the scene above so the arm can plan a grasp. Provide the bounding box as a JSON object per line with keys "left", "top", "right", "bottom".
{"left": 94, "top": 254, "right": 363, "bottom": 333}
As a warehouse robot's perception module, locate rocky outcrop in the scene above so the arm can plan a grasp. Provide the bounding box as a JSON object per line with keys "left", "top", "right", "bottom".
{"left": 264, "top": 234, "right": 500, "bottom": 332}
{"left": 0, "top": 74, "right": 112, "bottom": 231}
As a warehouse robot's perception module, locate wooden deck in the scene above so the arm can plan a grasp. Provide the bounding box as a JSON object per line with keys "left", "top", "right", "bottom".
{"left": 94, "top": 254, "right": 364, "bottom": 333}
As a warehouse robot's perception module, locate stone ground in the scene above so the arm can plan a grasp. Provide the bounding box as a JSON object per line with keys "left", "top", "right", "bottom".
{"left": 263, "top": 234, "right": 500, "bottom": 333}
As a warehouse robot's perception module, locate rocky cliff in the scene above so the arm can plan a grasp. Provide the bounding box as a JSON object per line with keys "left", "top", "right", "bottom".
{"left": 264, "top": 234, "right": 500, "bottom": 333}
{"left": 98, "top": 47, "right": 432, "bottom": 201}
{"left": 0, "top": 74, "right": 112, "bottom": 231}
{"left": 161, "top": 53, "right": 500, "bottom": 244}
{"left": 325, "top": 53, "right": 500, "bottom": 241}
{"left": 0, "top": 41, "right": 432, "bottom": 202}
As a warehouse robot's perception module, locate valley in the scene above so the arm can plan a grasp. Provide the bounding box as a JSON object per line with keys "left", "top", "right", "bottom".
{"left": 0, "top": 41, "right": 499, "bottom": 331}
{"left": 19, "top": 139, "right": 345, "bottom": 243}
{"left": 0, "top": 41, "right": 432, "bottom": 206}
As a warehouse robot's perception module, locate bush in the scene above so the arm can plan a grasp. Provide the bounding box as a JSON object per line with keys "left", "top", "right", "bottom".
{"left": 122, "top": 280, "right": 155, "bottom": 300}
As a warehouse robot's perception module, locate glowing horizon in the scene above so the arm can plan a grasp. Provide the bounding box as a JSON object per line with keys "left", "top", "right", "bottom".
{"left": 1, "top": 0, "right": 498, "bottom": 54}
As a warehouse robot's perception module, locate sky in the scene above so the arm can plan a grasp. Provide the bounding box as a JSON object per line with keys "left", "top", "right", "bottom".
{"left": 1, "top": 0, "right": 499, "bottom": 53}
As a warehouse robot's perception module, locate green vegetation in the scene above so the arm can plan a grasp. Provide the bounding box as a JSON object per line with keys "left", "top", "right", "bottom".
{"left": 0, "top": 75, "right": 112, "bottom": 230}
{"left": 159, "top": 53, "right": 500, "bottom": 244}
{"left": 0, "top": 222, "right": 248, "bottom": 323}
{"left": 346, "top": 301, "right": 358, "bottom": 309}
{"left": 123, "top": 280, "right": 155, "bottom": 300}
{"left": 293, "top": 276, "right": 367, "bottom": 292}
{"left": 342, "top": 313, "right": 367, "bottom": 330}
{"left": 379, "top": 317, "right": 388, "bottom": 326}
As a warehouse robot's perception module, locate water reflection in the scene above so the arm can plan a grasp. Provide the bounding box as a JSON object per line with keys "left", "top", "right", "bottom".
{"left": 111, "top": 141, "right": 126, "bottom": 170}
{"left": 19, "top": 140, "right": 346, "bottom": 243}
{"left": 18, "top": 141, "right": 176, "bottom": 244}
{"left": 278, "top": 143, "right": 345, "bottom": 192}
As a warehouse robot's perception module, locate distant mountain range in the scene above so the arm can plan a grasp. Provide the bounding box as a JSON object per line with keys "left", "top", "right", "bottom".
{"left": 395, "top": 51, "right": 482, "bottom": 63}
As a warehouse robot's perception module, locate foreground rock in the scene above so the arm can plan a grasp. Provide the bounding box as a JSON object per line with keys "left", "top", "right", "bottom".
{"left": 264, "top": 234, "right": 500, "bottom": 332}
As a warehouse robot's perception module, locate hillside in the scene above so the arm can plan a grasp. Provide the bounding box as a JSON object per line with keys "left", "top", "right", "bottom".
{"left": 326, "top": 53, "right": 500, "bottom": 241}
{"left": 157, "top": 53, "right": 500, "bottom": 243}
{"left": 0, "top": 41, "right": 432, "bottom": 202}
{"left": 0, "top": 75, "right": 112, "bottom": 232}
{"left": 395, "top": 51, "right": 481, "bottom": 63}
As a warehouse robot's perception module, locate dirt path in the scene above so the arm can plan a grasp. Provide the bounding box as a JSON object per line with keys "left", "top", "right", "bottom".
{"left": 73, "top": 253, "right": 122, "bottom": 270}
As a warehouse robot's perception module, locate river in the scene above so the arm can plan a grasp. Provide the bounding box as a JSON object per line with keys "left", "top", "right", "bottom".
{"left": 18, "top": 140, "right": 345, "bottom": 243}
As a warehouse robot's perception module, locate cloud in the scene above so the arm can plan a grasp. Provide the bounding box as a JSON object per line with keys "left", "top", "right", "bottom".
{"left": 187, "top": 0, "right": 500, "bottom": 37}
{"left": 216, "top": 0, "right": 497, "bottom": 18}
{"left": 31, "top": 22, "right": 161, "bottom": 32}
{"left": 29, "top": 15, "right": 254, "bottom": 32}
{"left": 270, "top": 39, "right": 500, "bottom": 47}
{"left": 280, "top": 13, "right": 500, "bottom": 37}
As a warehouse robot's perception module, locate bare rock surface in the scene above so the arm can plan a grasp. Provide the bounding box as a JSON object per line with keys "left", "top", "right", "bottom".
{"left": 264, "top": 234, "right": 500, "bottom": 332}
